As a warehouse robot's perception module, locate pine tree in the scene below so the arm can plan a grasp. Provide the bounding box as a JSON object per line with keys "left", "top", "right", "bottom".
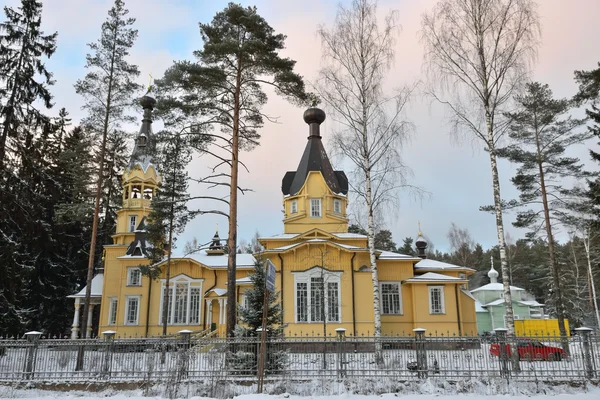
{"left": 398, "top": 237, "right": 414, "bottom": 256}
{"left": 145, "top": 130, "right": 194, "bottom": 336}
{"left": 498, "top": 82, "right": 588, "bottom": 347}
{"left": 0, "top": 0, "right": 57, "bottom": 170}
{"left": 157, "top": 3, "right": 311, "bottom": 337}
{"left": 374, "top": 230, "right": 397, "bottom": 252}
{"left": 74, "top": 0, "right": 142, "bottom": 337}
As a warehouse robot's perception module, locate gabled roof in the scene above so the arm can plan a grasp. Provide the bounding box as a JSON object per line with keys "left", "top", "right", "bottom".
{"left": 68, "top": 274, "right": 104, "bottom": 298}
{"left": 415, "top": 259, "right": 476, "bottom": 272}
{"left": 405, "top": 272, "right": 467, "bottom": 283}
{"left": 471, "top": 283, "right": 525, "bottom": 293}
{"left": 378, "top": 250, "right": 421, "bottom": 261}
{"left": 186, "top": 251, "right": 255, "bottom": 268}
{"left": 263, "top": 238, "right": 368, "bottom": 253}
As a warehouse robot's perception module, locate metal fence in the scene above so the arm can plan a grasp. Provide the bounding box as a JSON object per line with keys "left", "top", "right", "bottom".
{"left": 0, "top": 330, "right": 598, "bottom": 386}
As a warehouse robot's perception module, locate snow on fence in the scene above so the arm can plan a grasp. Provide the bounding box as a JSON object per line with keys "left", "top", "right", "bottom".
{"left": 0, "top": 330, "right": 598, "bottom": 385}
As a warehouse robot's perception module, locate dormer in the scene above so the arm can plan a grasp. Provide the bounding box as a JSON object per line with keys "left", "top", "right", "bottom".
{"left": 281, "top": 106, "right": 349, "bottom": 234}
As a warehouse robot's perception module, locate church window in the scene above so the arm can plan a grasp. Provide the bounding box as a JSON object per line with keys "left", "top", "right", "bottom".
{"left": 428, "top": 286, "right": 445, "bottom": 314}
{"left": 160, "top": 277, "right": 204, "bottom": 325}
{"left": 129, "top": 215, "right": 137, "bottom": 232}
{"left": 108, "top": 298, "right": 118, "bottom": 325}
{"left": 124, "top": 296, "right": 140, "bottom": 325}
{"left": 294, "top": 268, "right": 341, "bottom": 323}
{"left": 333, "top": 199, "right": 341, "bottom": 214}
{"left": 290, "top": 199, "right": 298, "bottom": 214}
{"left": 310, "top": 198, "right": 321, "bottom": 217}
{"left": 127, "top": 268, "right": 141, "bottom": 286}
{"left": 241, "top": 294, "right": 250, "bottom": 311}
{"left": 381, "top": 282, "right": 402, "bottom": 314}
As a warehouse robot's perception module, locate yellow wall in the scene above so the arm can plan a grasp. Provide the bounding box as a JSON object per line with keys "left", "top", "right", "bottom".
{"left": 283, "top": 172, "right": 348, "bottom": 234}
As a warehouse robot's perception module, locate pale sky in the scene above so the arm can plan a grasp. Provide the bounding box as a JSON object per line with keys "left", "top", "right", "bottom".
{"left": 11, "top": 0, "right": 600, "bottom": 253}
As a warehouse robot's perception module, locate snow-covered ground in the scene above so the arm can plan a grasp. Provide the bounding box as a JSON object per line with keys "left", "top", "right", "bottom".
{"left": 0, "top": 381, "right": 599, "bottom": 400}
{"left": 0, "top": 387, "right": 599, "bottom": 400}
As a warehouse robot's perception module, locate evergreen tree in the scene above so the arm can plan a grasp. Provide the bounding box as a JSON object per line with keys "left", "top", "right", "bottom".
{"left": 348, "top": 224, "right": 368, "bottom": 235}
{"left": 145, "top": 130, "right": 194, "bottom": 336}
{"left": 74, "top": 0, "right": 142, "bottom": 337}
{"left": 157, "top": 3, "right": 311, "bottom": 337}
{"left": 398, "top": 237, "right": 414, "bottom": 256}
{"left": 234, "top": 258, "right": 285, "bottom": 375}
{"left": 498, "top": 82, "right": 588, "bottom": 346}
{"left": 0, "top": 0, "right": 57, "bottom": 170}
{"left": 374, "top": 230, "right": 397, "bottom": 252}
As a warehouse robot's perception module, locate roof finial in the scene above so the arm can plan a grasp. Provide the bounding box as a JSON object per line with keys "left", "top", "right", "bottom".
{"left": 488, "top": 256, "right": 499, "bottom": 284}
{"left": 148, "top": 73, "right": 153, "bottom": 92}
{"left": 418, "top": 220, "right": 422, "bottom": 236}
{"left": 216, "top": 222, "right": 218, "bottom": 234}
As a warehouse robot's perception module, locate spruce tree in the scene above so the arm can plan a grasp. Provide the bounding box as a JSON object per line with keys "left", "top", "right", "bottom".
{"left": 498, "top": 82, "right": 588, "bottom": 347}
{"left": 0, "top": 0, "right": 57, "bottom": 170}
{"left": 74, "top": 0, "right": 141, "bottom": 337}
{"left": 374, "top": 230, "right": 397, "bottom": 252}
{"left": 157, "top": 3, "right": 311, "bottom": 337}
{"left": 398, "top": 237, "right": 415, "bottom": 256}
{"left": 145, "top": 130, "right": 194, "bottom": 336}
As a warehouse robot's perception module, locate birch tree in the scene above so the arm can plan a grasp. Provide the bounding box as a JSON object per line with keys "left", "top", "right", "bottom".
{"left": 317, "top": 0, "right": 415, "bottom": 365}
{"left": 421, "top": 0, "right": 540, "bottom": 357}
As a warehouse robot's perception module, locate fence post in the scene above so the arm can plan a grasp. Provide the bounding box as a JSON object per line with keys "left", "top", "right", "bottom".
{"left": 101, "top": 330, "right": 116, "bottom": 378}
{"left": 178, "top": 330, "right": 192, "bottom": 380}
{"left": 413, "top": 328, "right": 427, "bottom": 379}
{"left": 494, "top": 328, "right": 509, "bottom": 379}
{"left": 23, "top": 331, "right": 42, "bottom": 380}
{"left": 335, "top": 328, "right": 347, "bottom": 379}
{"left": 575, "top": 327, "right": 596, "bottom": 379}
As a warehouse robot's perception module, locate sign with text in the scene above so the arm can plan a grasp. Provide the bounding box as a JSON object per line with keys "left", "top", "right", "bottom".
{"left": 266, "top": 259, "right": 276, "bottom": 292}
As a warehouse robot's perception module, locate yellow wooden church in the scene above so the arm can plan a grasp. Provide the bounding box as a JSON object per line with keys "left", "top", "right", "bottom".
{"left": 68, "top": 95, "right": 477, "bottom": 338}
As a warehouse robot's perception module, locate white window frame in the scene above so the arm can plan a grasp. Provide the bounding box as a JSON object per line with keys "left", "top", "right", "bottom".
{"left": 380, "top": 282, "right": 403, "bottom": 315}
{"left": 293, "top": 268, "right": 342, "bottom": 323}
{"left": 127, "top": 267, "right": 142, "bottom": 286}
{"left": 428, "top": 286, "right": 445, "bottom": 314}
{"left": 333, "top": 199, "right": 341, "bottom": 214}
{"left": 290, "top": 199, "right": 298, "bottom": 214}
{"left": 241, "top": 294, "right": 250, "bottom": 310}
{"left": 310, "top": 198, "right": 322, "bottom": 218}
{"left": 108, "top": 297, "right": 118, "bottom": 326}
{"left": 129, "top": 215, "right": 137, "bottom": 232}
{"left": 159, "top": 275, "right": 204, "bottom": 325}
{"left": 124, "top": 295, "right": 141, "bottom": 325}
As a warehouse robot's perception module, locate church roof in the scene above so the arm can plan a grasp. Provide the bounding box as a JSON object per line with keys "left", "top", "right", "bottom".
{"left": 68, "top": 273, "right": 104, "bottom": 298}
{"left": 282, "top": 107, "right": 348, "bottom": 196}
{"left": 415, "top": 259, "right": 476, "bottom": 272}
{"left": 470, "top": 283, "right": 525, "bottom": 293}
{"left": 128, "top": 94, "right": 156, "bottom": 172}
{"left": 187, "top": 251, "right": 255, "bottom": 268}
{"left": 405, "top": 272, "right": 467, "bottom": 283}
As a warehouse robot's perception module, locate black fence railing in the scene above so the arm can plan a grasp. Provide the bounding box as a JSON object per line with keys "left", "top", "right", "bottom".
{"left": 0, "top": 330, "right": 598, "bottom": 385}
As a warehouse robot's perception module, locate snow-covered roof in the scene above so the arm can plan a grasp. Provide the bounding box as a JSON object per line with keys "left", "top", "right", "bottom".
{"left": 209, "top": 288, "right": 227, "bottom": 297}
{"left": 405, "top": 272, "right": 467, "bottom": 283}
{"left": 415, "top": 259, "right": 476, "bottom": 272}
{"left": 186, "top": 251, "right": 255, "bottom": 268}
{"left": 259, "top": 233, "right": 300, "bottom": 240}
{"left": 483, "top": 298, "right": 506, "bottom": 307}
{"left": 475, "top": 300, "right": 487, "bottom": 313}
{"left": 378, "top": 250, "right": 420, "bottom": 260}
{"left": 68, "top": 274, "right": 104, "bottom": 298}
{"left": 332, "top": 232, "right": 368, "bottom": 239}
{"left": 519, "top": 300, "right": 544, "bottom": 307}
{"left": 236, "top": 277, "right": 253, "bottom": 285}
{"left": 470, "top": 283, "right": 525, "bottom": 293}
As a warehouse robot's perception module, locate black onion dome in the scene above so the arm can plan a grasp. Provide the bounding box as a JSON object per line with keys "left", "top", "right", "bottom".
{"left": 303, "top": 107, "right": 326, "bottom": 127}
{"left": 140, "top": 95, "right": 157, "bottom": 110}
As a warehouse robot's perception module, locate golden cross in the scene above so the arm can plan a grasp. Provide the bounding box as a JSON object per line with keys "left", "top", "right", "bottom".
{"left": 418, "top": 220, "right": 422, "bottom": 236}
{"left": 216, "top": 222, "right": 218, "bottom": 234}
{"left": 148, "top": 73, "right": 153, "bottom": 91}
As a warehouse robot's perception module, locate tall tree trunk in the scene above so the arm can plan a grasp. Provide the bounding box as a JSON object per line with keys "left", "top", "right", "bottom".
{"left": 162, "top": 213, "right": 174, "bottom": 336}
{"left": 486, "top": 114, "right": 520, "bottom": 371}
{"left": 534, "top": 122, "right": 569, "bottom": 353}
{"left": 226, "top": 53, "right": 242, "bottom": 338}
{"left": 80, "top": 29, "right": 118, "bottom": 339}
{"left": 583, "top": 230, "right": 600, "bottom": 328}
